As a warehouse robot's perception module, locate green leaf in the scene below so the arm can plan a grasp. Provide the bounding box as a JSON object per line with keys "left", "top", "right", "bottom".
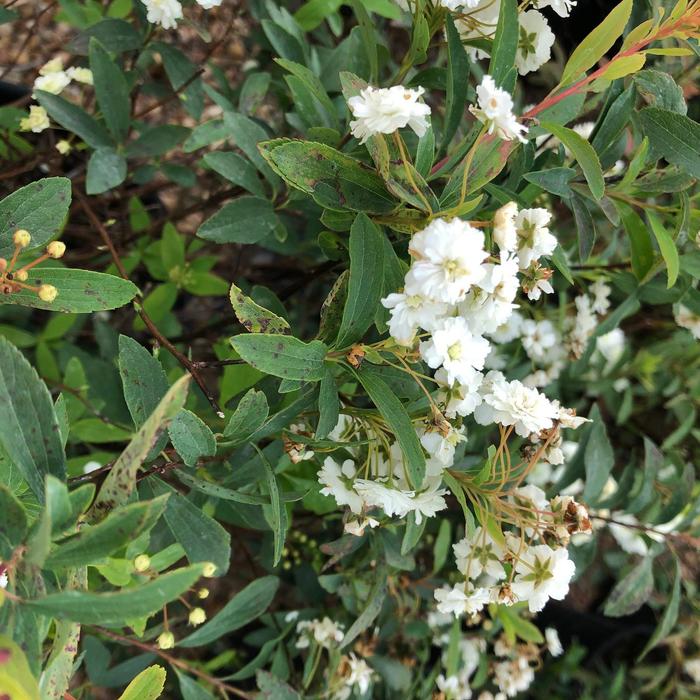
{"left": 355, "top": 367, "right": 425, "bottom": 488}
{"left": 197, "top": 196, "right": 279, "bottom": 245}
{"left": 258, "top": 139, "right": 395, "bottom": 214}
{"left": 229, "top": 283, "right": 290, "bottom": 334}
{"left": 335, "top": 214, "right": 385, "bottom": 348}
{"left": 616, "top": 201, "right": 654, "bottom": 280}
{"left": 45, "top": 496, "right": 169, "bottom": 568}
{"left": 634, "top": 70, "right": 686, "bottom": 114}
{"left": 256, "top": 671, "right": 301, "bottom": 700}
{"left": 316, "top": 369, "right": 339, "bottom": 440}
{"left": 175, "top": 470, "right": 268, "bottom": 506}
{"left": 223, "top": 388, "right": 269, "bottom": 444}
{"left": 294, "top": 0, "right": 342, "bottom": 30}
{"left": 24, "top": 564, "right": 205, "bottom": 624}
{"left": 119, "top": 335, "right": 169, "bottom": 428}
{"left": 255, "top": 445, "right": 285, "bottom": 567}
{"left": 68, "top": 18, "right": 142, "bottom": 54}
{"left": 523, "top": 167, "right": 576, "bottom": 198}
{"left": 0, "top": 337, "right": 66, "bottom": 500}
{"left": 647, "top": 211, "right": 680, "bottom": 288}
{"left": 203, "top": 152, "right": 265, "bottom": 197}
{"left": 230, "top": 334, "right": 328, "bottom": 381}
{"left": 541, "top": 121, "right": 605, "bottom": 200}
{"left": 90, "top": 375, "right": 190, "bottom": 521}
{"left": 86, "top": 147, "right": 127, "bottom": 194}
{"left": 559, "top": 0, "right": 633, "bottom": 85}
{"left": 638, "top": 558, "right": 682, "bottom": 660}
{"left": 0, "top": 484, "right": 27, "bottom": 559}
{"left": 604, "top": 556, "right": 655, "bottom": 617}
{"left": 442, "top": 16, "right": 470, "bottom": 150}
{"left": 223, "top": 112, "right": 279, "bottom": 187}
{"left": 0, "top": 177, "right": 71, "bottom": 257}
{"left": 117, "top": 665, "right": 166, "bottom": 700}
{"left": 168, "top": 410, "right": 216, "bottom": 467}
{"left": 569, "top": 193, "right": 596, "bottom": 262}
{"left": 0, "top": 634, "right": 41, "bottom": 700}
{"left": 488, "top": 0, "right": 517, "bottom": 89}
{"left": 341, "top": 568, "right": 387, "bottom": 648}
{"left": 89, "top": 38, "right": 130, "bottom": 142}
{"left": 583, "top": 405, "right": 615, "bottom": 504}
{"left": 180, "top": 576, "right": 279, "bottom": 647}
{"left": 639, "top": 107, "right": 700, "bottom": 179}
{"left": 126, "top": 125, "right": 189, "bottom": 158}
{"left": 184, "top": 120, "right": 227, "bottom": 153}
{"left": 35, "top": 90, "right": 113, "bottom": 149}
{"left": 0, "top": 268, "right": 138, "bottom": 313}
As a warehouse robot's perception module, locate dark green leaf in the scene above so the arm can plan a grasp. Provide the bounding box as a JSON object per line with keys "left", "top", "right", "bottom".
{"left": 638, "top": 558, "right": 681, "bottom": 659}
{"left": 639, "top": 107, "right": 700, "bottom": 179}
{"left": 168, "top": 410, "right": 216, "bottom": 467}
{"left": 36, "top": 91, "right": 112, "bottom": 149}
{"left": 203, "top": 152, "right": 265, "bottom": 197}
{"left": 442, "top": 16, "right": 469, "bottom": 149}
{"left": 86, "top": 148, "right": 127, "bottom": 195}
{"left": 583, "top": 405, "right": 615, "bottom": 504}
{"left": 89, "top": 38, "right": 130, "bottom": 142}
{"left": 197, "top": 197, "right": 279, "bottom": 245}
{"left": 488, "top": 0, "right": 518, "bottom": 89}
{"left": 223, "top": 388, "right": 269, "bottom": 444}
{"left": 604, "top": 556, "right": 654, "bottom": 617}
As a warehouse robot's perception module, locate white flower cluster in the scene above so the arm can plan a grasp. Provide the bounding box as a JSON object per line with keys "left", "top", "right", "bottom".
{"left": 435, "top": 486, "right": 590, "bottom": 619}
{"left": 22, "top": 58, "right": 94, "bottom": 135}
{"left": 470, "top": 76, "right": 528, "bottom": 143}
{"left": 348, "top": 85, "right": 431, "bottom": 143}
{"left": 453, "top": 0, "right": 576, "bottom": 75}
{"left": 674, "top": 304, "right": 700, "bottom": 339}
{"left": 295, "top": 616, "right": 344, "bottom": 649}
{"left": 141, "top": 0, "right": 222, "bottom": 30}
{"left": 429, "top": 624, "right": 564, "bottom": 699}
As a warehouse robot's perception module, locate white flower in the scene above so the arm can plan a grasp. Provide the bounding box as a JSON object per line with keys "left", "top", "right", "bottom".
{"left": 596, "top": 328, "right": 625, "bottom": 365}
{"left": 409, "top": 482, "right": 449, "bottom": 524}
{"left": 196, "top": 0, "right": 223, "bottom": 7}
{"left": 34, "top": 71, "right": 71, "bottom": 95}
{"left": 436, "top": 367, "right": 484, "bottom": 418}
{"left": 470, "top": 75, "right": 527, "bottom": 143}
{"left": 436, "top": 674, "right": 473, "bottom": 700}
{"left": 566, "top": 294, "right": 598, "bottom": 357}
{"left": 381, "top": 292, "right": 449, "bottom": 346}
{"left": 420, "top": 423, "right": 466, "bottom": 473}
{"left": 66, "top": 67, "right": 93, "bottom": 85}
{"left": 318, "top": 457, "right": 363, "bottom": 514}
{"left": 516, "top": 11, "right": 554, "bottom": 76}
{"left": 474, "top": 371, "right": 558, "bottom": 437}
{"left": 345, "top": 653, "right": 374, "bottom": 694}
{"left": 39, "top": 58, "right": 64, "bottom": 75}
{"left": 348, "top": 85, "right": 430, "bottom": 144}
{"left": 0, "top": 565, "right": 7, "bottom": 590}
{"left": 493, "top": 657, "right": 535, "bottom": 697}
{"left": 20, "top": 105, "right": 50, "bottom": 133}
{"left": 674, "top": 304, "right": 700, "bottom": 339}
{"left": 406, "top": 218, "right": 488, "bottom": 304}
{"left": 608, "top": 512, "right": 648, "bottom": 556}
{"left": 520, "top": 319, "right": 557, "bottom": 363}
{"left": 479, "top": 253, "right": 520, "bottom": 304}
{"left": 354, "top": 479, "right": 414, "bottom": 518}
{"left": 535, "top": 0, "right": 577, "bottom": 18}
{"left": 545, "top": 627, "right": 563, "bottom": 656}
{"left": 82, "top": 460, "right": 102, "bottom": 474}
{"left": 440, "top": 0, "right": 481, "bottom": 8}
{"left": 141, "top": 0, "right": 183, "bottom": 29}
{"left": 683, "top": 658, "right": 700, "bottom": 684}
{"left": 493, "top": 202, "right": 518, "bottom": 252}
{"left": 453, "top": 526, "right": 506, "bottom": 580}
{"left": 511, "top": 544, "right": 576, "bottom": 612}
{"left": 420, "top": 317, "right": 491, "bottom": 386}
{"left": 514, "top": 208, "right": 556, "bottom": 269}
{"left": 590, "top": 279, "right": 611, "bottom": 315}
{"left": 455, "top": 1, "right": 501, "bottom": 60}
{"left": 344, "top": 516, "right": 380, "bottom": 536}
{"left": 490, "top": 311, "right": 524, "bottom": 344}
{"left": 458, "top": 292, "right": 517, "bottom": 337}
{"left": 434, "top": 583, "right": 490, "bottom": 617}
{"left": 296, "top": 617, "right": 344, "bottom": 649}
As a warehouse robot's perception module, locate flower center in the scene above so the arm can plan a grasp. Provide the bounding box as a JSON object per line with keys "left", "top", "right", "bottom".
{"left": 447, "top": 342, "right": 462, "bottom": 361}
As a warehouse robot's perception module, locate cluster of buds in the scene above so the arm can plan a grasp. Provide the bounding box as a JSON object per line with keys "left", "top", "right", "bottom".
{"left": 0, "top": 229, "right": 64, "bottom": 303}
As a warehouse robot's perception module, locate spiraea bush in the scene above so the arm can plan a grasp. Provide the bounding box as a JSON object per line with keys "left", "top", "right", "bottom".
{"left": 0, "top": 0, "right": 699, "bottom": 698}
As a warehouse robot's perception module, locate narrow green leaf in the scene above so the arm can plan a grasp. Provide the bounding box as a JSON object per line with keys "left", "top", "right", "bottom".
{"left": 89, "top": 38, "right": 130, "bottom": 142}
{"left": 117, "top": 665, "right": 166, "bottom": 700}
{"left": 616, "top": 201, "right": 654, "bottom": 280}
{"left": 488, "top": 0, "right": 518, "bottom": 89}
{"left": 316, "top": 369, "right": 339, "bottom": 439}
{"left": 442, "top": 16, "right": 469, "bottom": 149}
{"left": 638, "top": 558, "right": 682, "bottom": 660}
{"left": 255, "top": 445, "right": 285, "bottom": 567}
{"left": 0, "top": 484, "right": 27, "bottom": 559}
{"left": 583, "top": 405, "right": 615, "bottom": 504}
{"left": 341, "top": 569, "right": 386, "bottom": 648}
{"left": 647, "top": 211, "right": 680, "bottom": 288}
{"left": 604, "top": 556, "right": 655, "bottom": 617}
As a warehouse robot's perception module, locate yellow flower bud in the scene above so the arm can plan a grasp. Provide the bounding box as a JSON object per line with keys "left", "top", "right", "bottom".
{"left": 197, "top": 588, "right": 209, "bottom": 600}
{"left": 202, "top": 562, "right": 217, "bottom": 578}
{"left": 13, "top": 230, "right": 31, "bottom": 249}
{"left": 188, "top": 607, "right": 206, "bottom": 626}
{"left": 38, "top": 285, "right": 58, "bottom": 303}
{"left": 157, "top": 631, "right": 175, "bottom": 650}
{"left": 133, "top": 554, "right": 151, "bottom": 572}
{"left": 46, "top": 241, "right": 66, "bottom": 259}
{"left": 56, "top": 140, "right": 72, "bottom": 155}
{"left": 15, "top": 270, "right": 28, "bottom": 282}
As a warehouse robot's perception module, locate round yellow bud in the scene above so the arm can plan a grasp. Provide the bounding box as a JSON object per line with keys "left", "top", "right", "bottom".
{"left": 15, "top": 270, "right": 28, "bottom": 282}
{"left": 38, "top": 285, "right": 58, "bottom": 303}
{"left": 46, "top": 241, "right": 66, "bottom": 259}
{"left": 156, "top": 631, "right": 175, "bottom": 650}
{"left": 202, "top": 562, "right": 217, "bottom": 578}
{"left": 197, "top": 588, "right": 209, "bottom": 600}
{"left": 133, "top": 554, "right": 151, "bottom": 572}
{"left": 56, "top": 140, "right": 72, "bottom": 155}
{"left": 13, "top": 230, "right": 31, "bottom": 249}
{"left": 188, "top": 607, "right": 207, "bottom": 626}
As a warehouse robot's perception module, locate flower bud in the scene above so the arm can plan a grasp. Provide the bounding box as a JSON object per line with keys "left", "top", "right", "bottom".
{"left": 13, "top": 230, "right": 31, "bottom": 249}
{"left": 46, "top": 241, "right": 66, "bottom": 259}
{"left": 202, "top": 562, "right": 217, "bottom": 578}
{"left": 15, "top": 270, "right": 28, "bottom": 282}
{"left": 133, "top": 554, "right": 151, "bottom": 572}
{"left": 188, "top": 607, "right": 206, "bottom": 626}
{"left": 38, "top": 285, "right": 58, "bottom": 303}
{"left": 157, "top": 631, "right": 175, "bottom": 650}
{"left": 197, "top": 588, "right": 209, "bottom": 599}
{"left": 56, "top": 140, "right": 71, "bottom": 155}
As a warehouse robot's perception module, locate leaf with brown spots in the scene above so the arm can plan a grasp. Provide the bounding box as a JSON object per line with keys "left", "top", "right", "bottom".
{"left": 0, "top": 634, "right": 40, "bottom": 700}
{"left": 229, "top": 283, "right": 291, "bottom": 335}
